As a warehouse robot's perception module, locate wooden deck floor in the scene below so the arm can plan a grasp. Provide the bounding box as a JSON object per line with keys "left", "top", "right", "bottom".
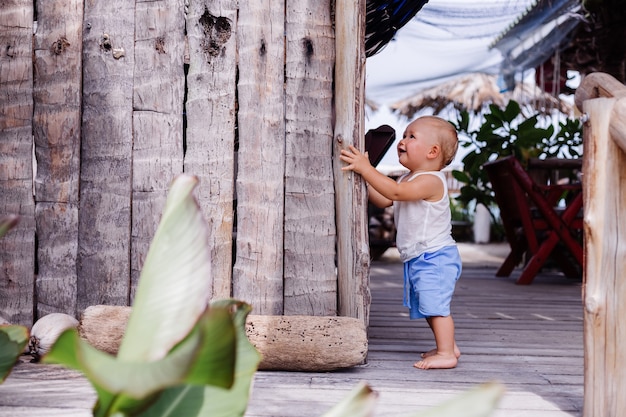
{"left": 0, "top": 244, "right": 584, "bottom": 417}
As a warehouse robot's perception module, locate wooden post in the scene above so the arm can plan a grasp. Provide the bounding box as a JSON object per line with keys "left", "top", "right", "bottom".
{"left": 33, "top": 0, "right": 83, "bottom": 318}
{"left": 77, "top": 0, "right": 135, "bottom": 313}
{"left": 576, "top": 73, "right": 626, "bottom": 417}
{"left": 333, "top": 0, "right": 370, "bottom": 324}
{"left": 184, "top": 0, "right": 238, "bottom": 301}
{"left": 0, "top": 1, "right": 35, "bottom": 326}
{"left": 130, "top": 0, "right": 186, "bottom": 300}
{"left": 233, "top": 1, "right": 286, "bottom": 315}
{"left": 283, "top": 0, "right": 337, "bottom": 316}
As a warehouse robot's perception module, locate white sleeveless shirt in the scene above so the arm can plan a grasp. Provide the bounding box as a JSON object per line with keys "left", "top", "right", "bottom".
{"left": 393, "top": 171, "right": 455, "bottom": 262}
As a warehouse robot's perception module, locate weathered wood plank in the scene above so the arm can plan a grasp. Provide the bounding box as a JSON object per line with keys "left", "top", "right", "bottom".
{"left": 76, "top": 0, "right": 135, "bottom": 312}
{"left": 233, "top": 0, "right": 286, "bottom": 314}
{"left": 581, "top": 96, "right": 626, "bottom": 417}
{"left": 333, "top": 0, "right": 369, "bottom": 323}
{"left": 130, "top": 0, "right": 186, "bottom": 300}
{"left": 283, "top": 0, "right": 337, "bottom": 316}
{"left": 0, "top": 1, "right": 35, "bottom": 326}
{"left": 184, "top": 0, "right": 237, "bottom": 300}
{"left": 32, "top": 0, "right": 83, "bottom": 319}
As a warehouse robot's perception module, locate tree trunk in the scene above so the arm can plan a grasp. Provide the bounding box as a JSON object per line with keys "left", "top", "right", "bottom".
{"left": 184, "top": 0, "right": 237, "bottom": 300}
{"left": 130, "top": 0, "right": 186, "bottom": 301}
{"left": 77, "top": 0, "right": 135, "bottom": 313}
{"left": 283, "top": 0, "right": 337, "bottom": 316}
{"left": 33, "top": 0, "right": 83, "bottom": 319}
{"left": 333, "top": 0, "right": 370, "bottom": 324}
{"left": 233, "top": 0, "right": 286, "bottom": 315}
{"left": 0, "top": 1, "right": 35, "bottom": 326}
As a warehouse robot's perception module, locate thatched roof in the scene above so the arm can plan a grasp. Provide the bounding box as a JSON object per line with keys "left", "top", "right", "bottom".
{"left": 389, "top": 73, "right": 573, "bottom": 119}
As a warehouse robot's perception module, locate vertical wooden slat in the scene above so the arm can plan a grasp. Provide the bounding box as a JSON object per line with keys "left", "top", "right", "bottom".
{"left": 333, "top": 0, "right": 370, "bottom": 323}
{"left": 77, "top": 0, "right": 135, "bottom": 313}
{"left": 233, "top": 0, "right": 286, "bottom": 315}
{"left": 283, "top": 0, "right": 337, "bottom": 316}
{"left": 0, "top": 2, "right": 35, "bottom": 326}
{"left": 582, "top": 96, "right": 626, "bottom": 417}
{"left": 33, "top": 0, "right": 83, "bottom": 318}
{"left": 184, "top": 0, "right": 237, "bottom": 300}
{"left": 131, "top": 0, "right": 186, "bottom": 300}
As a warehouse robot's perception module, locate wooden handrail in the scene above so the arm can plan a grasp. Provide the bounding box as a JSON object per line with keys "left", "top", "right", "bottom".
{"left": 575, "top": 72, "right": 626, "bottom": 110}
{"left": 576, "top": 72, "right": 626, "bottom": 153}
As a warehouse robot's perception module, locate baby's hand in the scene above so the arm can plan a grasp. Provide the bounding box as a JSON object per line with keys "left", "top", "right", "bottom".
{"left": 340, "top": 145, "right": 371, "bottom": 174}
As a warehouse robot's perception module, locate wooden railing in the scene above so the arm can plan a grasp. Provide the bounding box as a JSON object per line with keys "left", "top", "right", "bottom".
{"left": 575, "top": 72, "right": 626, "bottom": 417}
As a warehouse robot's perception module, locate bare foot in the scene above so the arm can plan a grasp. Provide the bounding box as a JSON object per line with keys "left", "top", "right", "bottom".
{"left": 414, "top": 352, "right": 458, "bottom": 370}
{"left": 421, "top": 345, "right": 461, "bottom": 359}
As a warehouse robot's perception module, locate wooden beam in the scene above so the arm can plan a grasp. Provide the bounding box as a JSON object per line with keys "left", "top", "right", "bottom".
{"left": 334, "top": 0, "right": 370, "bottom": 324}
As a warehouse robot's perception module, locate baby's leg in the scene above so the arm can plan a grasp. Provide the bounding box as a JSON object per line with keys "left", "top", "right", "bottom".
{"left": 421, "top": 316, "right": 460, "bottom": 358}
{"left": 414, "top": 315, "right": 458, "bottom": 370}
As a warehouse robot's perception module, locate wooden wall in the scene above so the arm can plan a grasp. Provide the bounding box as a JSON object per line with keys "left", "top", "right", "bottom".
{"left": 0, "top": 0, "right": 369, "bottom": 327}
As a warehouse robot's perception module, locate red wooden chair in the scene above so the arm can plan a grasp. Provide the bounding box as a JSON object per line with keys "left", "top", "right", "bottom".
{"left": 483, "top": 156, "right": 583, "bottom": 284}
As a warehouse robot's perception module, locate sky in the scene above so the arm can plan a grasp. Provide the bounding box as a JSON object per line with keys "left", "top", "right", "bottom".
{"left": 364, "top": 0, "right": 539, "bottom": 170}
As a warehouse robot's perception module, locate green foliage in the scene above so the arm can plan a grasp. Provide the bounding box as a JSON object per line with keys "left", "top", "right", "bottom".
{"left": 0, "top": 215, "right": 24, "bottom": 385}
{"left": 43, "top": 175, "right": 262, "bottom": 417}
{"left": 0, "top": 325, "right": 29, "bottom": 383}
{"left": 451, "top": 101, "right": 583, "bottom": 221}
{"left": 0, "top": 215, "right": 19, "bottom": 240}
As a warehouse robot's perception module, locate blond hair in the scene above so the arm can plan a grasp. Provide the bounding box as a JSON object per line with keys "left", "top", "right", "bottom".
{"left": 419, "top": 116, "right": 459, "bottom": 168}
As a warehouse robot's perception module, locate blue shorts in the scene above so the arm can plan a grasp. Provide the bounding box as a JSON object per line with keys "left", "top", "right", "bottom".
{"left": 403, "top": 245, "right": 462, "bottom": 319}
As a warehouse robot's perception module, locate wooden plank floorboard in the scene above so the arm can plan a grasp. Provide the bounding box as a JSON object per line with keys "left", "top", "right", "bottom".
{"left": 0, "top": 244, "right": 584, "bottom": 417}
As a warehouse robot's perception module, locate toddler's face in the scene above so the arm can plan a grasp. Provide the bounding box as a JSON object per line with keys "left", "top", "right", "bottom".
{"left": 397, "top": 120, "right": 437, "bottom": 171}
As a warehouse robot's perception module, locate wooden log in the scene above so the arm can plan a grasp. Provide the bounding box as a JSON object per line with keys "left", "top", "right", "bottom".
{"left": 78, "top": 305, "right": 368, "bottom": 371}
{"left": 184, "top": 0, "right": 238, "bottom": 300}
{"left": 283, "top": 0, "right": 337, "bottom": 316}
{"left": 131, "top": 0, "right": 185, "bottom": 300}
{"left": 576, "top": 72, "right": 626, "bottom": 152}
{"left": 333, "top": 0, "right": 370, "bottom": 324}
{"left": 77, "top": 0, "right": 135, "bottom": 312}
{"left": 33, "top": 0, "right": 83, "bottom": 318}
{"left": 233, "top": 1, "right": 286, "bottom": 314}
{"left": 0, "top": 1, "right": 35, "bottom": 326}
{"left": 581, "top": 97, "right": 626, "bottom": 417}
{"left": 574, "top": 72, "right": 626, "bottom": 110}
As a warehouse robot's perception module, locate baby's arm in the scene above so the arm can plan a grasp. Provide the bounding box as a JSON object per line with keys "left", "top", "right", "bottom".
{"left": 340, "top": 145, "right": 441, "bottom": 202}
{"left": 367, "top": 185, "right": 392, "bottom": 208}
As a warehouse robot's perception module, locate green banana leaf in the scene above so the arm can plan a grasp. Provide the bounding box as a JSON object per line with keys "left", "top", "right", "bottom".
{"left": 0, "top": 215, "right": 18, "bottom": 239}
{"left": 320, "top": 381, "right": 378, "bottom": 417}
{"left": 42, "top": 174, "right": 254, "bottom": 416}
{"left": 0, "top": 325, "right": 28, "bottom": 383}
{"left": 119, "top": 175, "right": 213, "bottom": 363}
{"left": 409, "top": 382, "right": 505, "bottom": 417}
{"left": 135, "top": 301, "right": 261, "bottom": 417}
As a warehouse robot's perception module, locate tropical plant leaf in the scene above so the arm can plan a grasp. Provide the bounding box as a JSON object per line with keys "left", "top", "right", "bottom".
{"left": 320, "top": 381, "right": 378, "bottom": 417}
{"left": 135, "top": 301, "right": 261, "bottom": 417}
{"left": 0, "top": 215, "right": 19, "bottom": 239}
{"left": 0, "top": 325, "right": 28, "bottom": 383}
{"left": 119, "top": 174, "right": 213, "bottom": 363}
{"left": 407, "top": 382, "right": 504, "bottom": 417}
{"left": 44, "top": 328, "right": 201, "bottom": 399}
